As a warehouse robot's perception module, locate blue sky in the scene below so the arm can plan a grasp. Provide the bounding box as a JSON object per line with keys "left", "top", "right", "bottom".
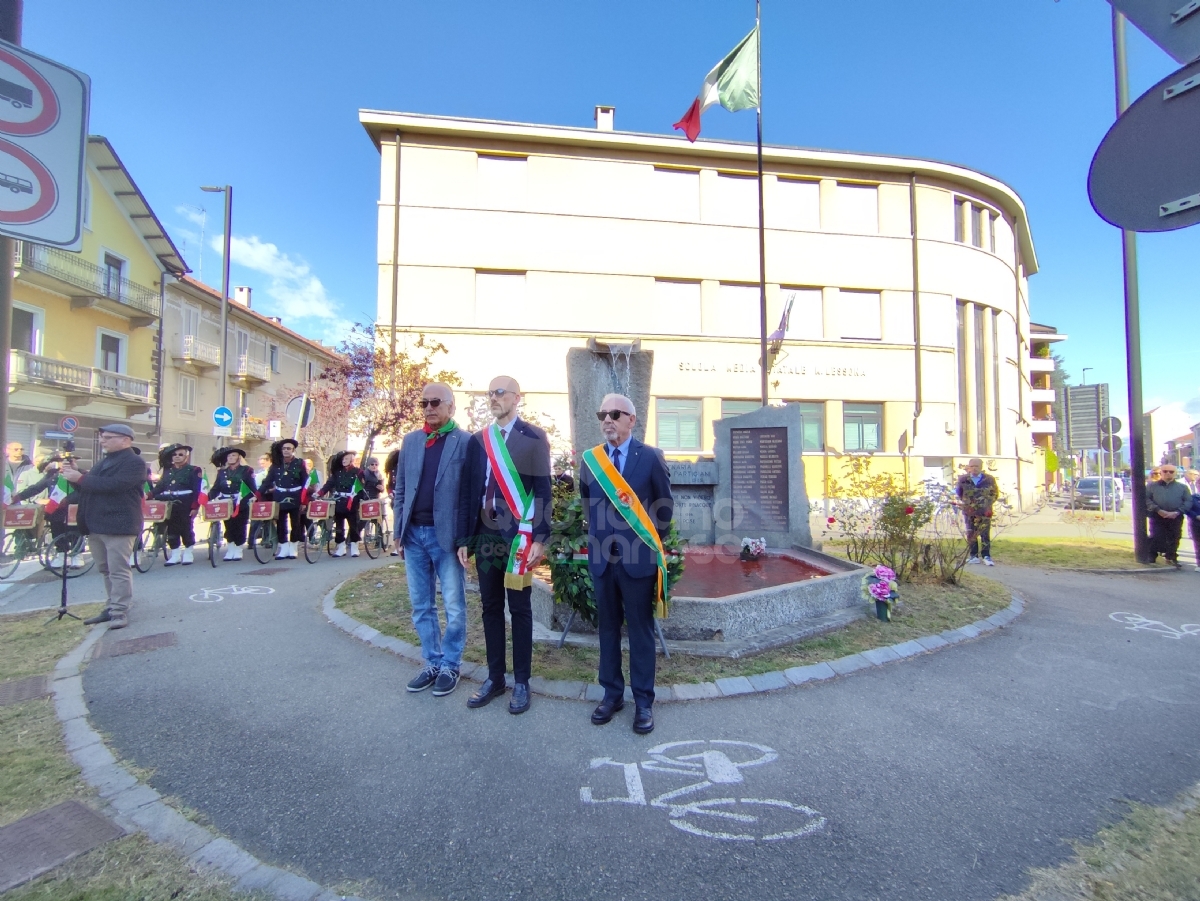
{"left": 25, "top": 0, "right": 1199, "bottom": 439}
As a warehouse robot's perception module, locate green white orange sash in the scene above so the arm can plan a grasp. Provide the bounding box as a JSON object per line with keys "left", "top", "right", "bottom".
{"left": 581, "top": 444, "right": 669, "bottom": 619}
{"left": 482, "top": 423, "right": 536, "bottom": 589}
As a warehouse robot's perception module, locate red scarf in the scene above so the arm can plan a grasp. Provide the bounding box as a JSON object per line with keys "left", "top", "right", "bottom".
{"left": 423, "top": 419, "right": 456, "bottom": 448}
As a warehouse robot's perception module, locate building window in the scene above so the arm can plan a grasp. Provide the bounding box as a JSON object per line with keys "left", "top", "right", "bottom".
{"left": 657, "top": 398, "right": 702, "bottom": 451}
{"left": 475, "top": 271, "right": 528, "bottom": 328}
{"left": 82, "top": 178, "right": 92, "bottom": 230}
{"left": 182, "top": 304, "right": 200, "bottom": 338}
{"left": 269, "top": 344, "right": 280, "bottom": 372}
{"left": 179, "top": 375, "right": 196, "bottom": 414}
{"left": 992, "top": 309, "right": 1002, "bottom": 451}
{"left": 11, "top": 302, "right": 43, "bottom": 354}
{"left": 781, "top": 287, "right": 823, "bottom": 340}
{"left": 988, "top": 214, "right": 997, "bottom": 253}
{"left": 794, "top": 401, "right": 825, "bottom": 451}
{"left": 970, "top": 205, "right": 983, "bottom": 248}
{"left": 954, "top": 199, "right": 967, "bottom": 243}
{"left": 708, "top": 283, "right": 760, "bottom": 338}
{"left": 833, "top": 183, "right": 878, "bottom": 233}
{"left": 721, "top": 400, "right": 760, "bottom": 419}
{"left": 477, "top": 154, "right": 527, "bottom": 209}
{"left": 97, "top": 330, "right": 125, "bottom": 372}
{"left": 306, "top": 361, "right": 315, "bottom": 381}
{"left": 843, "top": 403, "right": 882, "bottom": 452}
{"left": 652, "top": 167, "right": 700, "bottom": 221}
{"left": 836, "top": 290, "right": 881, "bottom": 341}
{"left": 974, "top": 306, "right": 986, "bottom": 453}
{"left": 956, "top": 302, "right": 969, "bottom": 454}
{"left": 655, "top": 279, "right": 702, "bottom": 335}
{"left": 102, "top": 253, "right": 125, "bottom": 300}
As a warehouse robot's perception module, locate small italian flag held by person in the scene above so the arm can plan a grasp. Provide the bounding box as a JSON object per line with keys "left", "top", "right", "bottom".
{"left": 233, "top": 480, "right": 254, "bottom": 515}
{"left": 673, "top": 26, "right": 759, "bottom": 142}
{"left": 197, "top": 471, "right": 210, "bottom": 506}
{"left": 350, "top": 474, "right": 365, "bottom": 509}
{"left": 143, "top": 479, "right": 153, "bottom": 499}
{"left": 2, "top": 471, "right": 13, "bottom": 506}
{"left": 44, "top": 474, "right": 73, "bottom": 514}
{"left": 301, "top": 468, "right": 320, "bottom": 504}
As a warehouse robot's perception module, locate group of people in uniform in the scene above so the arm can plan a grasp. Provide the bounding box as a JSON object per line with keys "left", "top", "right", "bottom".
{"left": 146, "top": 439, "right": 382, "bottom": 563}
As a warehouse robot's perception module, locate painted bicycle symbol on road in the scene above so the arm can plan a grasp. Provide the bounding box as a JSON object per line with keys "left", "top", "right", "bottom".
{"left": 1110, "top": 612, "right": 1200, "bottom": 640}
{"left": 188, "top": 585, "right": 276, "bottom": 604}
{"left": 580, "top": 739, "right": 826, "bottom": 842}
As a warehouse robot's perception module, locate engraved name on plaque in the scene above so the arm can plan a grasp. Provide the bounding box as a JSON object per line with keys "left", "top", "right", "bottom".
{"left": 730, "top": 427, "right": 789, "bottom": 534}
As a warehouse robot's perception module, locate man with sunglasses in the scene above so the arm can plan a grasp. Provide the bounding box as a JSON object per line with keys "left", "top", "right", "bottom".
{"left": 579, "top": 394, "right": 673, "bottom": 735}
{"left": 394, "top": 383, "right": 471, "bottom": 697}
{"left": 457, "top": 376, "right": 552, "bottom": 715}
{"left": 1146, "top": 463, "right": 1192, "bottom": 569}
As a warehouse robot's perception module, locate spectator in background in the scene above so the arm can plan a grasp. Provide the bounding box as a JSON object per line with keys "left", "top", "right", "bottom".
{"left": 255, "top": 453, "right": 272, "bottom": 487}
{"left": 13, "top": 455, "right": 81, "bottom": 568}
{"left": 1186, "top": 470, "right": 1200, "bottom": 572}
{"left": 957, "top": 458, "right": 999, "bottom": 566}
{"left": 6, "top": 441, "right": 37, "bottom": 496}
{"left": 61, "top": 424, "right": 145, "bottom": 630}
{"left": 1146, "top": 464, "right": 1192, "bottom": 569}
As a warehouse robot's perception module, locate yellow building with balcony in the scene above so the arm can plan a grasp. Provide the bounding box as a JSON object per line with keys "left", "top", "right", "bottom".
{"left": 8, "top": 136, "right": 187, "bottom": 467}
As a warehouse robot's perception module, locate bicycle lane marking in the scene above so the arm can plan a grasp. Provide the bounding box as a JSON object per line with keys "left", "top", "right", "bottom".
{"left": 580, "top": 739, "right": 827, "bottom": 842}
{"left": 188, "top": 586, "right": 276, "bottom": 604}
{"left": 1110, "top": 612, "right": 1200, "bottom": 640}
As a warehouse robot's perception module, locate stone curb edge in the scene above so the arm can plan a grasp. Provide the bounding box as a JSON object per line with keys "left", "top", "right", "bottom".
{"left": 322, "top": 581, "right": 1027, "bottom": 704}
{"left": 51, "top": 624, "right": 365, "bottom": 901}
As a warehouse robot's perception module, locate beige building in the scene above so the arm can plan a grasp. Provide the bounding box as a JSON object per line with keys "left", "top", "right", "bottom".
{"left": 158, "top": 277, "right": 341, "bottom": 465}
{"left": 360, "top": 109, "right": 1050, "bottom": 507}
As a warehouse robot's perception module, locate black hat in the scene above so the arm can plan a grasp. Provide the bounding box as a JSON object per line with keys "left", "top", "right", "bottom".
{"left": 211, "top": 446, "right": 248, "bottom": 467}
{"left": 269, "top": 438, "right": 300, "bottom": 466}
{"left": 157, "top": 443, "right": 192, "bottom": 470}
{"left": 328, "top": 450, "right": 358, "bottom": 475}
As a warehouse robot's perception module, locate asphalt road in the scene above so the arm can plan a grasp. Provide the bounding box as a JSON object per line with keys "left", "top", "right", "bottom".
{"left": 30, "top": 551, "right": 1200, "bottom": 901}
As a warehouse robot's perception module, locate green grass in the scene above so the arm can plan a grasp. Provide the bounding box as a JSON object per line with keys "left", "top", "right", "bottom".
{"left": 0, "top": 608, "right": 272, "bottom": 900}
{"left": 990, "top": 537, "right": 1146, "bottom": 570}
{"left": 336, "top": 565, "right": 1014, "bottom": 685}
{"left": 1001, "top": 784, "right": 1200, "bottom": 901}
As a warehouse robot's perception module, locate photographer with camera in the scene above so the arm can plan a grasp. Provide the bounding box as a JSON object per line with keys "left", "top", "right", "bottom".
{"left": 12, "top": 454, "right": 83, "bottom": 569}
{"left": 60, "top": 424, "right": 146, "bottom": 630}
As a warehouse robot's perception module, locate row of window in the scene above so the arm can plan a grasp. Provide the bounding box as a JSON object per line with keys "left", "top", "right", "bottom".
{"left": 954, "top": 197, "right": 998, "bottom": 253}
{"left": 655, "top": 399, "right": 882, "bottom": 453}
{"left": 181, "top": 304, "right": 281, "bottom": 372}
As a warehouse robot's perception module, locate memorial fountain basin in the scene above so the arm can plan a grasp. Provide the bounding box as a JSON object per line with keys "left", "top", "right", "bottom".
{"left": 531, "top": 545, "right": 867, "bottom": 644}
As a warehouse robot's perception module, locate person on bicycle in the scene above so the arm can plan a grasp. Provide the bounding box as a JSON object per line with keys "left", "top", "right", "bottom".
{"left": 321, "top": 450, "right": 364, "bottom": 557}
{"left": 261, "top": 438, "right": 307, "bottom": 559}
{"left": 12, "top": 454, "right": 81, "bottom": 568}
{"left": 211, "top": 446, "right": 258, "bottom": 561}
{"left": 384, "top": 449, "right": 401, "bottom": 555}
{"left": 153, "top": 444, "right": 203, "bottom": 566}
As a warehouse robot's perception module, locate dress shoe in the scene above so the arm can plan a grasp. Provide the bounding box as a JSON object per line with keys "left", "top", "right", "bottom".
{"left": 633, "top": 706, "right": 654, "bottom": 735}
{"left": 509, "top": 682, "right": 530, "bottom": 715}
{"left": 83, "top": 608, "right": 112, "bottom": 625}
{"left": 591, "top": 698, "right": 624, "bottom": 725}
{"left": 467, "top": 678, "right": 507, "bottom": 708}
{"left": 107, "top": 611, "right": 128, "bottom": 630}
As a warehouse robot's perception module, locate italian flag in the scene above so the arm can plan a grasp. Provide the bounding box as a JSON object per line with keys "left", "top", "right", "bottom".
{"left": 44, "top": 475, "right": 72, "bottom": 514}
{"left": 197, "top": 471, "right": 210, "bottom": 506}
{"left": 673, "top": 26, "right": 759, "bottom": 143}
{"left": 143, "top": 479, "right": 154, "bottom": 499}
{"left": 232, "top": 480, "right": 254, "bottom": 516}
{"left": 2, "top": 471, "right": 12, "bottom": 506}
{"left": 350, "top": 474, "right": 365, "bottom": 510}
{"left": 300, "top": 468, "right": 320, "bottom": 504}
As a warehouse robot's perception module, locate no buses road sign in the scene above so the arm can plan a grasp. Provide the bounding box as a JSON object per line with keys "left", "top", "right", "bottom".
{"left": 0, "top": 40, "right": 89, "bottom": 248}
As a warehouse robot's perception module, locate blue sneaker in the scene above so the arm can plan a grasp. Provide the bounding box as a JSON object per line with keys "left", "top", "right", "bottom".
{"left": 406, "top": 665, "right": 439, "bottom": 692}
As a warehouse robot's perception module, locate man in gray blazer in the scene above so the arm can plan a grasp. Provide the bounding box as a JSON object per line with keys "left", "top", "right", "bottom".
{"left": 393, "top": 382, "right": 470, "bottom": 697}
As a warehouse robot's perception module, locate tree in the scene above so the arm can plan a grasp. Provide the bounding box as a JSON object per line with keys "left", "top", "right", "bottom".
{"left": 319, "top": 325, "right": 460, "bottom": 461}
{"left": 264, "top": 379, "right": 350, "bottom": 466}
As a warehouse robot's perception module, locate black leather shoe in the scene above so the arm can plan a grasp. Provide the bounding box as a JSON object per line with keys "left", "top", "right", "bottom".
{"left": 633, "top": 706, "right": 654, "bottom": 735}
{"left": 83, "top": 609, "right": 112, "bottom": 626}
{"left": 509, "top": 682, "right": 530, "bottom": 715}
{"left": 591, "top": 698, "right": 624, "bottom": 725}
{"left": 467, "top": 678, "right": 507, "bottom": 709}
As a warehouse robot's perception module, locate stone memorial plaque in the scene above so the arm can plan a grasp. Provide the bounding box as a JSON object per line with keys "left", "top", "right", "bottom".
{"left": 731, "top": 427, "right": 789, "bottom": 533}
{"left": 673, "top": 487, "right": 715, "bottom": 544}
{"left": 667, "top": 460, "right": 719, "bottom": 485}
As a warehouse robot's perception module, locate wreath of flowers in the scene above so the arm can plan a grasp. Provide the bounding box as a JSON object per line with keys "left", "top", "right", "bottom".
{"left": 740, "top": 536, "right": 767, "bottom": 561}
{"left": 861, "top": 564, "right": 900, "bottom": 620}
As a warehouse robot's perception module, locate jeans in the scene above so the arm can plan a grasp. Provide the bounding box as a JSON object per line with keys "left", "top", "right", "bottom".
{"left": 404, "top": 524, "right": 466, "bottom": 671}
{"left": 964, "top": 512, "right": 991, "bottom": 559}
{"left": 89, "top": 533, "right": 136, "bottom": 614}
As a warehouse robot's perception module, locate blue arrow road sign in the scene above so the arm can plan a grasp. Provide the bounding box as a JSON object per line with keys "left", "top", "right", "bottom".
{"left": 213, "top": 406, "right": 234, "bottom": 428}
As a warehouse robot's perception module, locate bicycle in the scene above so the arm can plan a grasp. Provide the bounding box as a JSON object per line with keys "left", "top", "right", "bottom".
{"left": 1, "top": 507, "right": 94, "bottom": 580}
{"left": 358, "top": 498, "right": 387, "bottom": 559}
{"left": 202, "top": 499, "right": 235, "bottom": 568}
{"left": 42, "top": 530, "right": 94, "bottom": 579}
{"left": 302, "top": 499, "right": 334, "bottom": 564}
{"left": 133, "top": 500, "right": 172, "bottom": 573}
{"left": 248, "top": 500, "right": 281, "bottom": 564}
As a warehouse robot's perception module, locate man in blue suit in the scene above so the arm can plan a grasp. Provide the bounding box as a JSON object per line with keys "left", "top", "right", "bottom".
{"left": 580, "top": 393, "right": 674, "bottom": 735}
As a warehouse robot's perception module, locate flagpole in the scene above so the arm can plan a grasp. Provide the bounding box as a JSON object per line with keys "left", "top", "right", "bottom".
{"left": 755, "top": 0, "right": 768, "bottom": 406}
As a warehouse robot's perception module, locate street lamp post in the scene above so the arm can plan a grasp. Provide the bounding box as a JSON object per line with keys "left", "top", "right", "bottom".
{"left": 201, "top": 185, "right": 232, "bottom": 409}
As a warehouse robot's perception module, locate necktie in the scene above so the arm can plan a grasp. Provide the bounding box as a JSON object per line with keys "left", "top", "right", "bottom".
{"left": 610, "top": 446, "right": 621, "bottom": 474}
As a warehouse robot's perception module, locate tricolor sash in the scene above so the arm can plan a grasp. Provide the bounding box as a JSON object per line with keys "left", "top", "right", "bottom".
{"left": 581, "top": 445, "right": 669, "bottom": 619}
{"left": 482, "top": 424, "right": 536, "bottom": 589}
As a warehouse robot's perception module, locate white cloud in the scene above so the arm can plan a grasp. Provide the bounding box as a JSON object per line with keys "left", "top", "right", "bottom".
{"left": 175, "top": 205, "right": 208, "bottom": 228}
{"left": 210, "top": 233, "right": 343, "bottom": 325}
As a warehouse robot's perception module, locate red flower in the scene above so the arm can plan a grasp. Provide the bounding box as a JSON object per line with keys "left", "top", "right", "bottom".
{"left": 827, "top": 517, "right": 836, "bottom": 524}
{"left": 905, "top": 506, "right": 915, "bottom": 515}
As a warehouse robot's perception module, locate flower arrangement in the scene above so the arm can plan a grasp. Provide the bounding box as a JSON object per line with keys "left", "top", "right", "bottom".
{"left": 861, "top": 564, "right": 899, "bottom": 621}
{"left": 740, "top": 536, "right": 767, "bottom": 561}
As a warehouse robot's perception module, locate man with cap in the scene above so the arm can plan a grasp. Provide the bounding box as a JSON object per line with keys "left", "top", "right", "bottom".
{"left": 261, "top": 438, "right": 308, "bottom": 559}
{"left": 60, "top": 424, "right": 145, "bottom": 629}
{"left": 153, "top": 443, "right": 204, "bottom": 565}
{"left": 210, "top": 447, "right": 257, "bottom": 560}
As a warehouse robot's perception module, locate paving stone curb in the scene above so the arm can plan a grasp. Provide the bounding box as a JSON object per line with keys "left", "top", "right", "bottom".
{"left": 50, "top": 623, "right": 365, "bottom": 901}
{"left": 322, "top": 582, "right": 1027, "bottom": 704}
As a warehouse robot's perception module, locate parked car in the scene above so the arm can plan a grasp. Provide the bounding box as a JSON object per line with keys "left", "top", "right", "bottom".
{"left": 1069, "top": 476, "right": 1124, "bottom": 512}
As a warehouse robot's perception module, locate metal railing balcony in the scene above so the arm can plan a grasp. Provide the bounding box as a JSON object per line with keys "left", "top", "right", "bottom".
{"left": 179, "top": 334, "right": 221, "bottom": 366}
{"left": 232, "top": 354, "right": 271, "bottom": 382}
{"left": 14, "top": 241, "right": 161, "bottom": 318}
{"left": 9, "top": 350, "right": 155, "bottom": 404}
{"left": 239, "top": 419, "right": 267, "bottom": 439}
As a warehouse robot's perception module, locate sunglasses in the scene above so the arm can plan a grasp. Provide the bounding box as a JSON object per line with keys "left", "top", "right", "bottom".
{"left": 418, "top": 398, "right": 443, "bottom": 408}
{"left": 596, "top": 410, "right": 630, "bottom": 422}
{"left": 487, "top": 389, "right": 511, "bottom": 398}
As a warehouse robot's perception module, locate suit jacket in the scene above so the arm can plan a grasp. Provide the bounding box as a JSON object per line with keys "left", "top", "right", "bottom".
{"left": 579, "top": 437, "right": 674, "bottom": 581}
{"left": 75, "top": 447, "right": 147, "bottom": 536}
{"left": 393, "top": 425, "right": 469, "bottom": 554}
{"left": 457, "top": 418, "right": 552, "bottom": 550}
